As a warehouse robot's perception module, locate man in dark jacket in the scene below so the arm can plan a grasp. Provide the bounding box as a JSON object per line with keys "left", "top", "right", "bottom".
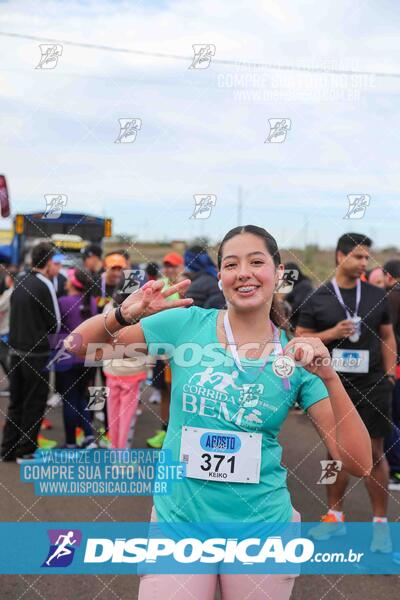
{"left": 184, "top": 246, "right": 225, "bottom": 309}
{"left": 1, "top": 242, "right": 61, "bottom": 462}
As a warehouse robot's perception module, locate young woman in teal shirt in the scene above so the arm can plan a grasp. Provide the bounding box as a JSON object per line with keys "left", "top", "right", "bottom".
{"left": 69, "top": 225, "right": 372, "bottom": 600}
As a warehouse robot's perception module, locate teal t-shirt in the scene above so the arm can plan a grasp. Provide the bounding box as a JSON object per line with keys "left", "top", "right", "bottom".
{"left": 141, "top": 306, "right": 328, "bottom": 523}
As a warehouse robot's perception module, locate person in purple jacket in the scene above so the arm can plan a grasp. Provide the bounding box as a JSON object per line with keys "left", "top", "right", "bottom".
{"left": 57, "top": 269, "right": 98, "bottom": 448}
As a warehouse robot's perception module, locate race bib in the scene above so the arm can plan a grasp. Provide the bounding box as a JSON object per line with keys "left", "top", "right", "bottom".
{"left": 332, "top": 349, "right": 370, "bottom": 374}
{"left": 180, "top": 426, "right": 262, "bottom": 484}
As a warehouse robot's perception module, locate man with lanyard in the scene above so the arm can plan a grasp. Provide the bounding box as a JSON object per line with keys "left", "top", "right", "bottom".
{"left": 1, "top": 242, "right": 61, "bottom": 462}
{"left": 383, "top": 260, "right": 400, "bottom": 490}
{"left": 297, "top": 233, "right": 397, "bottom": 552}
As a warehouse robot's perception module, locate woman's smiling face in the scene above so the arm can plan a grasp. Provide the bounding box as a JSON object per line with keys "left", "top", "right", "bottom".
{"left": 219, "top": 232, "right": 283, "bottom": 310}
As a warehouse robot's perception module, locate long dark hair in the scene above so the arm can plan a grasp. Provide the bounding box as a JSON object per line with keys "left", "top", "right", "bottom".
{"left": 217, "top": 225, "right": 290, "bottom": 334}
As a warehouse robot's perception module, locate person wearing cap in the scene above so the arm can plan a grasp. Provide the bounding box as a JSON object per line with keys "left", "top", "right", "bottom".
{"left": 383, "top": 260, "right": 400, "bottom": 490}
{"left": 183, "top": 245, "right": 225, "bottom": 309}
{"left": 82, "top": 244, "right": 103, "bottom": 273}
{"left": 49, "top": 254, "right": 67, "bottom": 298}
{"left": 97, "top": 253, "right": 128, "bottom": 310}
{"left": 161, "top": 252, "right": 184, "bottom": 300}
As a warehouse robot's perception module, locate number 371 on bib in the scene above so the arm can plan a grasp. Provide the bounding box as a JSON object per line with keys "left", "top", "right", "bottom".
{"left": 180, "top": 426, "right": 262, "bottom": 484}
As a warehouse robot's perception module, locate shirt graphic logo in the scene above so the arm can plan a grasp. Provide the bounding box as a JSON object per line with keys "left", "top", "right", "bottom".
{"left": 189, "top": 367, "right": 241, "bottom": 393}
{"left": 239, "top": 383, "right": 263, "bottom": 407}
{"left": 42, "top": 529, "right": 82, "bottom": 567}
{"left": 244, "top": 408, "right": 263, "bottom": 424}
{"left": 183, "top": 367, "right": 281, "bottom": 428}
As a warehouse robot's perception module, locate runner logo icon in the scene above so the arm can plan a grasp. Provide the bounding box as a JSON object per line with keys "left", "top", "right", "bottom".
{"left": 344, "top": 194, "right": 370, "bottom": 219}
{"left": 265, "top": 119, "right": 291, "bottom": 143}
{"left": 42, "top": 529, "right": 82, "bottom": 567}
{"left": 317, "top": 460, "right": 343, "bottom": 485}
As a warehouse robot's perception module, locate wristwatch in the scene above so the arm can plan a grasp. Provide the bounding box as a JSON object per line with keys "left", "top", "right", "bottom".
{"left": 385, "top": 374, "right": 396, "bottom": 387}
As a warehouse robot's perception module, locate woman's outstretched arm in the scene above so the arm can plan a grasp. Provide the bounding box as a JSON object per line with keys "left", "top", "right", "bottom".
{"left": 65, "top": 278, "right": 193, "bottom": 358}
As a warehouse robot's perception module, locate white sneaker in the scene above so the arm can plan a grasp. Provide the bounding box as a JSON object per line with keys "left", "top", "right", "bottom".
{"left": 388, "top": 474, "right": 400, "bottom": 491}
{"left": 388, "top": 480, "right": 400, "bottom": 491}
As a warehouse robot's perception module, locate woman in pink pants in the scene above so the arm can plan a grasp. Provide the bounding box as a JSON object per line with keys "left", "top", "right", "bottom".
{"left": 103, "top": 298, "right": 147, "bottom": 449}
{"left": 71, "top": 226, "right": 372, "bottom": 599}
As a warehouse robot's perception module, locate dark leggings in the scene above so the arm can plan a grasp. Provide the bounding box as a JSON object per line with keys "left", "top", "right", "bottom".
{"left": 57, "top": 365, "right": 94, "bottom": 445}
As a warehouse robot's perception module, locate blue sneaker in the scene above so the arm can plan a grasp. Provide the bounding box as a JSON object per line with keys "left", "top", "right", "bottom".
{"left": 308, "top": 512, "right": 346, "bottom": 541}
{"left": 370, "top": 521, "right": 392, "bottom": 553}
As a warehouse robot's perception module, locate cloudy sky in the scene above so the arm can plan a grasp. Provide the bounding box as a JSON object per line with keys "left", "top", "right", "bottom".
{"left": 0, "top": 0, "right": 399, "bottom": 249}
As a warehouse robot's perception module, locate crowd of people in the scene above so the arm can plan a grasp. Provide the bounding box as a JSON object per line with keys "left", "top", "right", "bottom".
{"left": 0, "top": 240, "right": 225, "bottom": 460}
{"left": 0, "top": 228, "right": 399, "bottom": 597}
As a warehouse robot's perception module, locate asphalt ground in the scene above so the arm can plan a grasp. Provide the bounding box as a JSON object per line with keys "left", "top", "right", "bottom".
{"left": 0, "top": 384, "right": 399, "bottom": 600}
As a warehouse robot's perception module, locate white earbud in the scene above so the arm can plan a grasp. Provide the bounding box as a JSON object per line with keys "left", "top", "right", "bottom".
{"left": 218, "top": 280, "right": 223, "bottom": 291}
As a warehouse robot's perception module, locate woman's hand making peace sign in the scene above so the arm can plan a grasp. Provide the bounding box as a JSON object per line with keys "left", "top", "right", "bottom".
{"left": 119, "top": 278, "right": 194, "bottom": 323}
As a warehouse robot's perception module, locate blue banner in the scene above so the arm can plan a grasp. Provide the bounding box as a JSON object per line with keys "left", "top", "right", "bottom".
{"left": 0, "top": 522, "right": 399, "bottom": 574}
